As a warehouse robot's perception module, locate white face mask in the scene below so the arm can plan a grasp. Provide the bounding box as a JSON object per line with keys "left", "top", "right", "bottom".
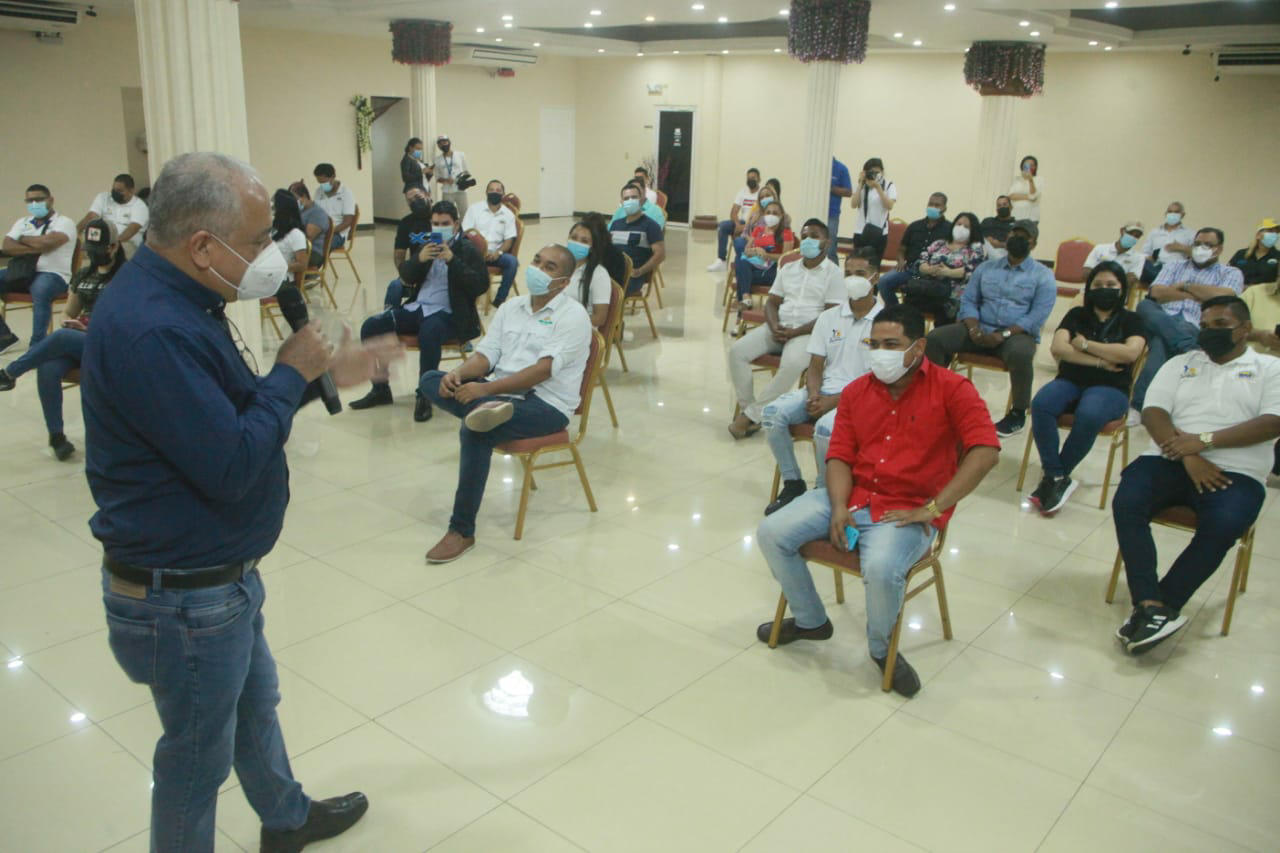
{"left": 763, "top": 214, "right": 781, "bottom": 229}
{"left": 209, "top": 234, "right": 288, "bottom": 300}
{"left": 867, "top": 345, "right": 918, "bottom": 385}
{"left": 952, "top": 225, "right": 970, "bottom": 244}
{"left": 845, "top": 275, "right": 872, "bottom": 301}
{"left": 1191, "top": 245, "right": 1216, "bottom": 265}
{"left": 987, "top": 245, "right": 1008, "bottom": 260}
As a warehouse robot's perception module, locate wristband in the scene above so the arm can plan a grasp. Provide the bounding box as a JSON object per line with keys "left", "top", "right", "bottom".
{"left": 924, "top": 499, "right": 941, "bottom": 518}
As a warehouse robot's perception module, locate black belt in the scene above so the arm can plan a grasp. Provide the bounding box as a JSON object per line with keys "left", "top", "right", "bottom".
{"left": 104, "top": 556, "right": 255, "bottom": 590}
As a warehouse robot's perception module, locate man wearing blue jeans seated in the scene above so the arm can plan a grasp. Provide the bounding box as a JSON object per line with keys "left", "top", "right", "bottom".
{"left": 876, "top": 192, "right": 951, "bottom": 307}
{"left": 0, "top": 184, "right": 77, "bottom": 351}
{"left": 462, "top": 179, "right": 520, "bottom": 305}
{"left": 1112, "top": 296, "right": 1280, "bottom": 656}
{"left": 1130, "top": 226, "right": 1244, "bottom": 416}
{"left": 755, "top": 305, "right": 999, "bottom": 697}
{"left": 419, "top": 243, "right": 592, "bottom": 563}
{"left": 708, "top": 167, "right": 760, "bottom": 273}
{"left": 610, "top": 182, "right": 666, "bottom": 295}
{"left": 763, "top": 248, "right": 881, "bottom": 515}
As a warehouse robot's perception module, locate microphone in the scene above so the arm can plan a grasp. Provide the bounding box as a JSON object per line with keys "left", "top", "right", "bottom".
{"left": 275, "top": 286, "right": 342, "bottom": 415}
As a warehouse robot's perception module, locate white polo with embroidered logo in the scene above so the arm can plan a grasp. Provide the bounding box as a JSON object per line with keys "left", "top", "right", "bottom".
{"left": 806, "top": 299, "right": 883, "bottom": 394}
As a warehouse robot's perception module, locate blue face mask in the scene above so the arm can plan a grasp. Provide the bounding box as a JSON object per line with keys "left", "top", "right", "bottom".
{"left": 1261, "top": 232, "right": 1279, "bottom": 249}
{"left": 1119, "top": 233, "right": 1138, "bottom": 250}
{"left": 525, "top": 264, "right": 562, "bottom": 296}
{"left": 432, "top": 226, "right": 454, "bottom": 242}
{"left": 318, "top": 181, "right": 333, "bottom": 194}
{"left": 1165, "top": 211, "right": 1182, "bottom": 226}
{"left": 621, "top": 198, "right": 641, "bottom": 216}
{"left": 411, "top": 149, "right": 423, "bottom": 160}
{"left": 27, "top": 201, "right": 49, "bottom": 219}
{"left": 567, "top": 240, "right": 590, "bottom": 261}
{"left": 925, "top": 206, "right": 942, "bottom": 221}
{"left": 799, "top": 237, "right": 823, "bottom": 259}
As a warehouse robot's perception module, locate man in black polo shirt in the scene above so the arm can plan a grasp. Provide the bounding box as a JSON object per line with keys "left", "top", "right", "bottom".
{"left": 980, "top": 194, "right": 1016, "bottom": 260}
{"left": 877, "top": 191, "right": 951, "bottom": 306}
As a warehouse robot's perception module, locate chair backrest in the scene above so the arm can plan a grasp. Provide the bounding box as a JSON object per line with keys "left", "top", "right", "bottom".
{"left": 70, "top": 238, "right": 84, "bottom": 276}
{"left": 1126, "top": 347, "right": 1149, "bottom": 404}
{"left": 602, "top": 281, "right": 625, "bottom": 359}
{"left": 622, "top": 253, "right": 635, "bottom": 289}
{"left": 464, "top": 229, "right": 487, "bottom": 255}
{"left": 502, "top": 193, "right": 521, "bottom": 214}
{"left": 344, "top": 204, "right": 361, "bottom": 247}
{"left": 1055, "top": 238, "right": 1095, "bottom": 284}
{"left": 883, "top": 218, "right": 908, "bottom": 262}
{"left": 319, "top": 217, "right": 337, "bottom": 265}
{"left": 573, "top": 330, "right": 606, "bottom": 440}
{"left": 778, "top": 250, "right": 801, "bottom": 269}
{"left": 655, "top": 189, "right": 668, "bottom": 209}
{"left": 510, "top": 215, "right": 525, "bottom": 260}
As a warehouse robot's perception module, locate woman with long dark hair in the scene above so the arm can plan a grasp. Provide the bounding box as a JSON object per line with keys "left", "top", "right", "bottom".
{"left": 1009, "top": 154, "right": 1041, "bottom": 224}
{"left": 271, "top": 189, "right": 309, "bottom": 286}
{"left": 852, "top": 156, "right": 897, "bottom": 258}
{"left": 400, "top": 136, "right": 432, "bottom": 194}
{"left": 734, "top": 198, "right": 795, "bottom": 311}
{"left": 901, "top": 211, "right": 985, "bottom": 324}
{"left": 566, "top": 214, "right": 614, "bottom": 328}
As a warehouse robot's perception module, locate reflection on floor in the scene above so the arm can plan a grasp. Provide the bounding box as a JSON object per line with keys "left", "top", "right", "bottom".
{"left": 0, "top": 219, "right": 1277, "bottom": 852}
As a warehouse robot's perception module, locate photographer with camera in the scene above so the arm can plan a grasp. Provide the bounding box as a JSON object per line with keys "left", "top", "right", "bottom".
{"left": 851, "top": 157, "right": 897, "bottom": 260}
{"left": 433, "top": 134, "right": 473, "bottom": 217}
{"left": 462, "top": 179, "right": 520, "bottom": 306}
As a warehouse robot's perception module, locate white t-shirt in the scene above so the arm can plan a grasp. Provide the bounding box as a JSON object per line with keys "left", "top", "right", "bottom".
{"left": 852, "top": 179, "right": 898, "bottom": 235}
{"left": 645, "top": 188, "right": 658, "bottom": 206}
{"left": 769, "top": 258, "right": 846, "bottom": 328}
{"left": 276, "top": 228, "right": 309, "bottom": 283}
{"left": 1084, "top": 242, "right": 1145, "bottom": 279}
{"left": 6, "top": 213, "right": 77, "bottom": 283}
{"left": 1008, "top": 174, "right": 1042, "bottom": 222}
{"left": 807, "top": 300, "right": 882, "bottom": 394}
{"left": 1141, "top": 224, "right": 1195, "bottom": 265}
{"left": 568, "top": 263, "right": 612, "bottom": 308}
{"left": 1143, "top": 348, "right": 1280, "bottom": 485}
{"left": 474, "top": 291, "right": 593, "bottom": 418}
{"left": 315, "top": 184, "right": 356, "bottom": 229}
{"left": 733, "top": 187, "right": 759, "bottom": 223}
{"left": 462, "top": 204, "right": 517, "bottom": 253}
{"left": 433, "top": 150, "right": 470, "bottom": 192}
{"left": 88, "top": 192, "right": 149, "bottom": 249}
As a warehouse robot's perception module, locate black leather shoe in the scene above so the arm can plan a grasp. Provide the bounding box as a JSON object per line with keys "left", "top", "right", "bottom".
{"left": 413, "top": 393, "right": 433, "bottom": 423}
{"left": 0, "top": 368, "right": 14, "bottom": 391}
{"left": 260, "top": 792, "right": 369, "bottom": 853}
{"left": 0, "top": 333, "right": 17, "bottom": 355}
{"left": 872, "top": 652, "right": 922, "bottom": 698}
{"left": 348, "top": 385, "right": 393, "bottom": 410}
{"left": 756, "top": 617, "right": 833, "bottom": 645}
{"left": 764, "top": 479, "right": 806, "bottom": 516}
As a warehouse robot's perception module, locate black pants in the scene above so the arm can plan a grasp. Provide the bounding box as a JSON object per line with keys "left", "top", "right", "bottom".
{"left": 360, "top": 308, "right": 454, "bottom": 379}
{"left": 924, "top": 323, "right": 1038, "bottom": 411}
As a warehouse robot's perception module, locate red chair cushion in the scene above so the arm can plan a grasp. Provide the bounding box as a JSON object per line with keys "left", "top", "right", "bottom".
{"left": 63, "top": 368, "right": 81, "bottom": 384}
{"left": 751, "top": 354, "right": 781, "bottom": 369}
{"left": 2, "top": 293, "right": 34, "bottom": 305}
{"left": 957, "top": 352, "right": 1006, "bottom": 372}
{"left": 790, "top": 422, "right": 815, "bottom": 439}
{"left": 741, "top": 309, "right": 766, "bottom": 325}
{"left": 1155, "top": 505, "right": 1198, "bottom": 529}
{"left": 498, "top": 431, "right": 570, "bottom": 454}
{"left": 1056, "top": 286, "right": 1080, "bottom": 298}
{"left": 799, "top": 539, "right": 860, "bottom": 572}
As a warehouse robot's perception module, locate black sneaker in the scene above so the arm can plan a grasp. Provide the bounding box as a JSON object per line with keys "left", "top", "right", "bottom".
{"left": 872, "top": 652, "right": 922, "bottom": 698}
{"left": 413, "top": 393, "right": 433, "bottom": 423}
{"left": 0, "top": 332, "right": 17, "bottom": 354}
{"left": 756, "top": 617, "right": 833, "bottom": 645}
{"left": 348, "top": 384, "right": 393, "bottom": 410}
{"left": 1028, "top": 475, "right": 1053, "bottom": 510}
{"left": 994, "top": 410, "right": 1026, "bottom": 438}
{"left": 50, "top": 434, "right": 75, "bottom": 461}
{"left": 1127, "top": 604, "right": 1187, "bottom": 655}
{"left": 0, "top": 368, "right": 14, "bottom": 391}
{"left": 1039, "top": 476, "right": 1078, "bottom": 515}
{"left": 764, "top": 479, "right": 806, "bottom": 515}
{"left": 1115, "top": 607, "right": 1143, "bottom": 647}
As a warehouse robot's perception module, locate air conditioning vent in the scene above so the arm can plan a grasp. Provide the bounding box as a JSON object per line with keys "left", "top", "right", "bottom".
{"left": 1214, "top": 44, "right": 1280, "bottom": 75}
{"left": 467, "top": 46, "right": 538, "bottom": 66}
{"left": 0, "top": 1, "right": 78, "bottom": 31}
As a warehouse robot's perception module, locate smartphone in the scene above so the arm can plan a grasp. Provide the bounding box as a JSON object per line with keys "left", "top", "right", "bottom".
{"left": 427, "top": 231, "right": 443, "bottom": 245}
{"left": 844, "top": 525, "right": 860, "bottom": 552}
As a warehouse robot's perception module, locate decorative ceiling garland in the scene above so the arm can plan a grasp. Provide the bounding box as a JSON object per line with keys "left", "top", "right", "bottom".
{"left": 390, "top": 19, "right": 453, "bottom": 66}
{"left": 964, "top": 41, "right": 1046, "bottom": 96}
{"left": 787, "top": 0, "right": 871, "bottom": 64}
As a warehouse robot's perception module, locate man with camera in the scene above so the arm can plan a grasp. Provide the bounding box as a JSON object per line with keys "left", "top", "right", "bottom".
{"left": 433, "top": 134, "right": 473, "bottom": 217}
{"left": 462, "top": 179, "right": 520, "bottom": 306}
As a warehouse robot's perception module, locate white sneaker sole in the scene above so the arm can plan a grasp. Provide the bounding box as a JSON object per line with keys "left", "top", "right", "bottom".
{"left": 1042, "top": 479, "right": 1078, "bottom": 514}
{"left": 1129, "top": 613, "right": 1188, "bottom": 654}
{"left": 464, "top": 401, "right": 514, "bottom": 433}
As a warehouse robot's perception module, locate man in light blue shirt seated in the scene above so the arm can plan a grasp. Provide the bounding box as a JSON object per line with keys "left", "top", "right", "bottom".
{"left": 924, "top": 220, "right": 1056, "bottom": 438}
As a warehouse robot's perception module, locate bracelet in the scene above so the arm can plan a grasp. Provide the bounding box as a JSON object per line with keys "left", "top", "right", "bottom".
{"left": 924, "top": 499, "right": 941, "bottom": 518}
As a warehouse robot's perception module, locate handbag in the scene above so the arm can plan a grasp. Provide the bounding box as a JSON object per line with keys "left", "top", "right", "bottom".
{"left": 2, "top": 219, "right": 50, "bottom": 290}
{"left": 902, "top": 275, "right": 956, "bottom": 322}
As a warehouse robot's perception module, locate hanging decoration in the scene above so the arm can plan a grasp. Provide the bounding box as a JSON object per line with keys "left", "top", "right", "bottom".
{"left": 964, "top": 41, "right": 1046, "bottom": 96}
{"left": 351, "top": 95, "right": 374, "bottom": 169}
{"left": 787, "top": 0, "right": 871, "bottom": 64}
{"left": 390, "top": 19, "right": 453, "bottom": 66}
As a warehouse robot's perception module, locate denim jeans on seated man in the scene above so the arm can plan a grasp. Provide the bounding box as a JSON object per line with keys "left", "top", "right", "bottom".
{"left": 716, "top": 219, "right": 740, "bottom": 262}
{"left": 1030, "top": 378, "right": 1129, "bottom": 479}
{"left": 826, "top": 214, "right": 840, "bottom": 261}
{"left": 101, "top": 566, "right": 310, "bottom": 851}
{"left": 419, "top": 371, "right": 568, "bottom": 538}
{"left": 876, "top": 269, "right": 910, "bottom": 307}
{"left": 490, "top": 252, "right": 519, "bottom": 305}
{"left": 0, "top": 269, "right": 69, "bottom": 346}
{"left": 762, "top": 389, "right": 837, "bottom": 490}
{"left": 360, "top": 279, "right": 453, "bottom": 378}
{"left": 4, "top": 327, "right": 84, "bottom": 433}
{"left": 756, "top": 490, "right": 935, "bottom": 659}
{"left": 1131, "top": 298, "right": 1198, "bottom": 409}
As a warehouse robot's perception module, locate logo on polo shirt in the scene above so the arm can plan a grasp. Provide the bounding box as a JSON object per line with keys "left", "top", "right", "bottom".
{"left": 1236, "top": 369, "right": 1256, "bottom": 379}
{"left": 830, "top": 329, "right": 844, "bottom": 342}
{"left": 538, "top": 316, "right": 554, "bottom": 326}
{"left": 1180, "top": 365, "right": 1198, "bottom": 378}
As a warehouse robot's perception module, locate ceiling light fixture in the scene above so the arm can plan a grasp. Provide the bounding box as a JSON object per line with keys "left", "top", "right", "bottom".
{"left": 637, "top": 51, "right": 644, "bottom": 56}
{"left": 584, "top": 22, "right": 593, "bottom": 28}
{"left": 1088, "top": 40, "right": 1098, "bottom": 46}
{"left": 944, "top": 3, "right": 956, "bottom": 10}
{"left": 1105, "top": 1, "right": 1119, "bottom": 7}
{"left": 913, "top": 39, "right": 923, "bottom": 46}
{"left": 1019, "top": 20, "right": 1030, "bottom": 27}
{"left": 645, "top": 15, "right": 655, "bottom": 22}
{"left": 475, "top": 26, "right": 485, "bottom": 33}
{"left": 533, "top": 42, "right": 541, "bottom": 47}
{"left": 590, "top": 8, "right": 602, "bottom": 15}
{"left": 673, "top": 49, "right": 680, "bottom": 54}
{"left": 495, "top": 37, "right": 503, "bottom": 42}
{"left": 893, "top": 32, "right": 903, "bottom": 38}
{"left": 773, "top": 47, "right": 782, "bottom": 53}
{"left": 691, "top": 3, "right": 705, "bottom": 10}
{"left": 1030, "top": 30, "right": 1040, "bottom": 36}
{"left": 721, "top": 49, "right": 729, "bottom": 54}
{"left": 501, "top": 14, "right": 513, "bottom": 21}
{"left": 504, "top": 22, "right": 513, "bottom": 29}
{"left": 1104, "top": 45, "right": 1113, "bottom": 51}
{"left": 597, "top": 48, "right": 605, "bottom": 53}
{"left": 718, "top": 16, "right": 728, "bottom": 23}
{"left": 779, "top": 8, "right": 789, "bottom": 16}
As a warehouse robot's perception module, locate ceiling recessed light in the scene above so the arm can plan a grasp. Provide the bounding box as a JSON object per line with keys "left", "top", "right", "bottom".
{"left": 779, "top": 8, "right": 789, "bottom": 16}
{"left": 913, "top": 39, "right": 923, "bottom": 46}
{"left": 944, "top": 3, "right": 956, "bottom": 10}
{"left": 504, "top": 22, "right": 513, "bottom": 29}
{"left": 590, "top": 8, "right": 602, "bottom": 15}
{"left": 475, "top": 26, "right": 485, "bottom": 33}
{"left": 1105, "top": 1, "right": 1119, "bottom": 7}
{"left": 1212, "top": 726, "right": 1233, "bottom": 736}
{"left": 893, "top": 32, "right": 903, "bottom": 38}
{"left": 637, "top": 51, "right": 644, "bottom": 56}
{"left": 583, "top": 22, "right": 593, "bottom": 28}
{"left": 495, "top": 37, "right": 503, "bottom": 42}
{"left": 718, "top": 16, "right": 728, "bottom": 23}
{"left": 1088, "top": 40, "right": 1098, "bottom": 46}
{"left": 673, "top": 49, "right": 680, "bottom": 54}
{"left": 721, "top": 49, "right": 729, "bottom": 54}
{"left": 501, "top": 14, "right": 513, "bottom": 21}
{"left": 533, "top": 41, "right": 541, "bottom": 47}
{"left": 1251, "top": 683, "right": 1265, "bottom": 695}
{"left": 691, "top": 3, "right": 705, "bottom": 10}
{"left": 1104, "top": 45, "right": 1113, "bottom": 51}
{"left": 1019, "top": 20, "right": 1030, "bottom": 27}
{"left": 645, "top": 15, "right": 655, "bottom": 22}
{"left": 1030, "top": 30, "right": 1040, "bottom": 36}
{"left": 597, "top": 48, "right": 605, "bottom": 53}
{"left": 773, "top": 47, "right": 782, "bottom": 53}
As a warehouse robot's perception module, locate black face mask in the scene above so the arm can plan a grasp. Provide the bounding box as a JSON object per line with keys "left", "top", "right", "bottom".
{"left": 1085, "top": 287, "right": 1123, "bottom": 312}
{"left": 409, "top": 198, "right": 429, "bottom": 214}
{"left": 110, "top": 190, "right": 127, "bottom": 204}
{"left": 1006, "top": 235, "right": 1030, "bottom": 258}
{"left": 996, "top": 206, "right": 1012, "bottom": 218}
{"left": 439, "top": 143, "right": 450, "bottom": 152}
{"left": 1198, "top": 327, "right": 1240, "bottom": 359}
{"left": 747, "top": 179, "right": 759, "bottom": 190}
{"left": 487, "top": 192, "right": 503, "bottom": 207}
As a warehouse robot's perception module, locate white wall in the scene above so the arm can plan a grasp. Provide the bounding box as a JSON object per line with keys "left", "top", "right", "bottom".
{"left": 370, "top": 98, "right": 411, "bottom": 222}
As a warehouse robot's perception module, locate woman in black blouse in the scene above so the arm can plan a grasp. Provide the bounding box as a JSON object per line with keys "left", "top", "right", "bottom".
{"left": 1229, "top": 217, "right": 1280, "bottom": 287}
{"left": 400, "top": 136, "right": 432, "bottom": 194}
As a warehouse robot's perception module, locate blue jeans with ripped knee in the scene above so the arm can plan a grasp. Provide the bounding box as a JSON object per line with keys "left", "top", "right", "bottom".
{"left": 762, "top": 389, "right": 838, "bottom": 488}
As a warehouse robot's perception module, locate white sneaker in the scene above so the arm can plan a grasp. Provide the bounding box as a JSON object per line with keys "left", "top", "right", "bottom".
{"left": 1126, "top": 407, "right": 1141, "bottom": 428}
{"left": 706, "top": 259, "right": 727, "bottom": 273}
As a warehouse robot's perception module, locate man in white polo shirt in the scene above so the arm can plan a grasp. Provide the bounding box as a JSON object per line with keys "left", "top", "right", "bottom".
{"left": 708, "top": 167, "right": 761, "bottom": 272}
{"left": 1113, "top": 295, "right": 1280, "bottom": 655}
{"left": 1083, "top": 220, "right": 1145, "bottom": 284}
{"left": 762, "top": 248, "right": 882, "bottom": 515}
{"left": 462, "top": 179, "right": 519, "bottom": 305}
{"left": 433, "top": 134, "right": 471, "bottom": 218}
{"left": 1139, "top": 201, "right": 1195, "bottom": 283}
{"left": 0, "top": 183, "right": 77, "bottom": 351}
{"left": 79, "top": 173, "right": 148, "bottom": 258}
{"left": 728, "top": 218, "right": 845, "bottom": 438}
{"left": 312, "top": 162, "right": 356, "bottom": 249}
{"left": 418, "top": 243, "right": 592, "bottom": 563}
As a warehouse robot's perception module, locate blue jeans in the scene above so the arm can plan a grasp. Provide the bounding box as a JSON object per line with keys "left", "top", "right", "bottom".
{"left": 1030, "top": 378, "right": 1128, "bottom": 478}
{"left": 757, "top": 490, "right": 936, "bottom": 658}
{"left": 102, "top": 566, "right": 309, "bottom": 852}
{"left": 716, "top": 220, "right": 739, "bottom": 261}
{"left": 1133, "top": 298, "right": 1198, "bottom": 409}
{"left": 877, "top": 269, "right": 909, "bottom": 307}
{"left": 5, "top": 326, "right": 83, "bottom": 434}
{"left": 0, "top": 269, "right": 68, "bottom": 345}
{"left": 329, "top": 231, "right": 346, "bottom": 251}
{"left": 827, "top": 213, "right": 841, "bottom": 261}
{"left": 734, "top": 257, "right": 778, "bottom": 300}
{"left": 419, "top": 371, "right": 569, "bottom": 538}
{"left": 1112, "top": 456, "right": 1264, "bottom": 611}
{"left": 361, "top": 281, "right": 453, "bottom": 379}
{"left": 490, "top": 253, "right": 519, "bottom": 304}
{"left": 762, "top": 389, "right": 836, "bottom": 488}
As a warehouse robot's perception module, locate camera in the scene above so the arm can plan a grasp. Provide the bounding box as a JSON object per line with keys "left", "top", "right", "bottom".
{"left": 455, "top": 171, "right": 477, "bottom": 191}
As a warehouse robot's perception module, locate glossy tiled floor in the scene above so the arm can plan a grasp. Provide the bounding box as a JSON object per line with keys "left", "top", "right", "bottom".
{"left": 2, "top": 221, "right": 1278, "bottom": 852}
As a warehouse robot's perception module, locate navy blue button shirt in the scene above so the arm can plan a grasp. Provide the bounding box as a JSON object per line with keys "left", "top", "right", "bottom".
{"left": 82, "top": 245, "right": 308, "bottom": 568}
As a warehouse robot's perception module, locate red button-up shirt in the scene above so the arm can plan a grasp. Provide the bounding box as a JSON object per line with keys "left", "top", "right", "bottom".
{"left": 825, "top": 358, "right": 999, "bottom": 529}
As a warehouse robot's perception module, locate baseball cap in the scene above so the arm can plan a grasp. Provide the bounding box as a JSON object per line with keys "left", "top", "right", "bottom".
{"left": 1257, "top": 217, "right": 1278, "bottom": 230}
{"left": 1121, "top": 220, "right": 1144, "bottom": 234}
{"left": 83, "top": 218, "right": 118, "bottom": 249}
{"left": 1011, "top": 219, "right": 1039, "bottom": 240}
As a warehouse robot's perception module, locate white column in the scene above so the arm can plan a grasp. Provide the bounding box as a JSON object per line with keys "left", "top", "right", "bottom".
{"left": 695, "top": 56, "right": 723, "bottom": 220}
{"left": 134, "top": 0, "right": 260, "bottom": 355}
{"left": 797, "top": 62, "right": 842, "bottom": 227}
{"left": 409, "top": 64, "right": 438, "bottom": 153}
{"left": 969, "top": 95, "right": 1020, "bottom": 214}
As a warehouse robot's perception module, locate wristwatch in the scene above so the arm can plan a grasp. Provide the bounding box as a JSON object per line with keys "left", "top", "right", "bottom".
{"left": 924, "top": 499, "right": 941, "bottom": 518}
{"left": 1000, "top": 329, "right": 1012, "bottom": 339}
{"left": 1199, "top": 432, "right": 1215, "bottom": 450}
{"left": 1080, "top": 339, "right": 1090, "bottom": 352}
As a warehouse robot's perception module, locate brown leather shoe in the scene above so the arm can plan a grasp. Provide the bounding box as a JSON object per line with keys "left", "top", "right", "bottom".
{"left": 727, "top": 413, "right": 761, "bottom": 440}
{"left": 426, "top": 530, "right": 476, "bottom": 564}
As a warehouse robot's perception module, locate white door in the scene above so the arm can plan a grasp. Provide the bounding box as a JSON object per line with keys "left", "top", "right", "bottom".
{"left": 539, "top": 106, "right": 575, "bottom": 218}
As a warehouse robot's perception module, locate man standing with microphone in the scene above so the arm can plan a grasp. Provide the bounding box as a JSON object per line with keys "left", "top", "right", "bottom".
{"left": 82, "top": 152, "right": 398, "bottom": 853}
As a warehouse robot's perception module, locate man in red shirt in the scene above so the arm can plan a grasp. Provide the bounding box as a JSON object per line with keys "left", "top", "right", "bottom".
{"left": 755, "top": 304, "right": 1000, "bottom": 697}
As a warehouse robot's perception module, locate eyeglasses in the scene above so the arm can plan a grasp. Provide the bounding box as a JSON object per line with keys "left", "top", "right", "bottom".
{"left": 223, "top": 314, "right": 260, "bottom": 375}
